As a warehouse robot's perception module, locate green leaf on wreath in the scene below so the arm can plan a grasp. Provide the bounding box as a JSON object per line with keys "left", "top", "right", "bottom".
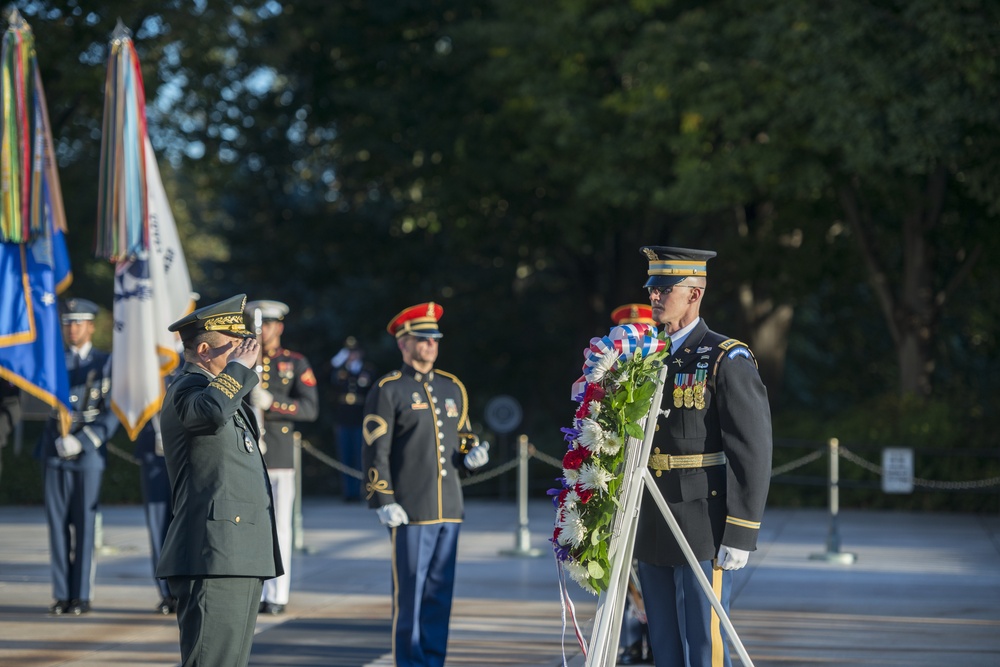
{"left": 625, "top": 421, "right": 645, "bottom": 440}
{"left": 588, "top": 560, "right": 605, "bottom": 579}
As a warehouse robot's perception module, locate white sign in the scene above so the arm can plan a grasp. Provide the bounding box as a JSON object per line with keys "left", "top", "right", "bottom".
{"left": 882, "top": 447, "right": 914, "bottom": 494}
{"left": 484, "top": 395, "right": 523, "bottom": 434}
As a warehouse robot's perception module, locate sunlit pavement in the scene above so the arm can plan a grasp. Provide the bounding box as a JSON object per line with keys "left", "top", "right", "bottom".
{"left": 1, "top": 498, "right": 998, "bottom": 666}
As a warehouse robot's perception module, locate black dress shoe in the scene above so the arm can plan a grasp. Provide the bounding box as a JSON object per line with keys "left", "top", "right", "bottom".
{"left": 48, "top": 600, "right": 70, "bottom": 615}
{"left": 260, "top": 602, "right": 285, "bottom": 615}
{"left": 617, "top": 642, "right": 645, "bottom": 665}
{"left": 67, "top": 599, "right": 91, "bottom": 615}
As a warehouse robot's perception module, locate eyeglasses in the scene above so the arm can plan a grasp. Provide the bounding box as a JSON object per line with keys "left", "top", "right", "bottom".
{"left": 647, "top": 284, "right": 699, "bottom": 297}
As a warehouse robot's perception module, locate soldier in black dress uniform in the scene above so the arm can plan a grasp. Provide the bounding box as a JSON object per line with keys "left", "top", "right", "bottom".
{"left": 634, "top": 247, "right": 772, "bottom": 667}
{"left": 328, "top": 336, "right": 375, "bottom": 501}
{"left": 245, "top": 299, "right": 318, "bottom": 615}
{"left": 362, "top": 302, "right": 490, "bottom": 667}
{"left": 34, "top": 298, "right": 119, "bottom": 616}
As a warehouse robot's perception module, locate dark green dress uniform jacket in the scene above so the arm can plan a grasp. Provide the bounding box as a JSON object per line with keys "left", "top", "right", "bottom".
{"left": 362, "top": 364, "right": 472, "bottom": 524}
{"left": 259, "top": 347, "right": 319, "bottom": 470}
{"left": 155, "top": 362, "right": 283, "bottom": 579}
{"left": 635, "top": 319, "right": 772, "bottom": 567}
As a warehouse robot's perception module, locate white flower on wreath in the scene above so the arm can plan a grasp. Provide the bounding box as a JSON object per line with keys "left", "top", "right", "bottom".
{"left": 556, "top": 504, "right": 587, "bottom": 547}
{"left": 563, "top": 560, "right": 598, "bottom": 595}
{"left": 596, "top": 431, "right": 623, "bottom": 456}
{"left": 576, "top": 418, "right": 608, "bottom": 452}
{"left": 577, "top": 462, "right": 613, "bottom": 494}
{"left": 588, "top": 348, "right": 618, "bottom": 384}
{"left": 563, "top": 465, "right": 581, "bottom": 486}
{"left": 586, "top": 400, "right": 601, "bottom": 418}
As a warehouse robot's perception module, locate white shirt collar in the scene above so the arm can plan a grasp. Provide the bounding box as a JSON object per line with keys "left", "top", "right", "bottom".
{"left": 668, "top": 317, "right": 701, "bottom": 354}
{"left": 69, "top": 342, "right": 93, "bottom": 360}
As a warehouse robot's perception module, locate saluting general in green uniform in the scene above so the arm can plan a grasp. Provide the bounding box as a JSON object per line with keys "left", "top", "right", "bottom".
{"left": 156, "top": 294, "right": 283, "bottom": 667}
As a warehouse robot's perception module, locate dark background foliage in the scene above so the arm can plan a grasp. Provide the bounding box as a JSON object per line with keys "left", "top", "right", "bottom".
{"left": 2, "top": 0, "right": 999, "bottom": 512}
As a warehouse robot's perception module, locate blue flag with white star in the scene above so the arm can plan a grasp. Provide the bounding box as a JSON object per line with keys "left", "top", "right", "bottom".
{"left": 0, "top": 20, "right": 73, "bottom": 434}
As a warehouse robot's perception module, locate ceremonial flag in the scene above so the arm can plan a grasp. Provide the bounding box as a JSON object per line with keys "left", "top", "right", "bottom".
{"left": 97, "top": 22, "right": 193, "bottom": 440}
{"left": 0, "top": 9, "right": 72, "bottom": 435}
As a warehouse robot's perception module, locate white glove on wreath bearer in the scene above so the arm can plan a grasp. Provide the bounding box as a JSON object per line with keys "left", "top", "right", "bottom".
{"left": 716, "top": 544, "right": 750, "bottom": 571}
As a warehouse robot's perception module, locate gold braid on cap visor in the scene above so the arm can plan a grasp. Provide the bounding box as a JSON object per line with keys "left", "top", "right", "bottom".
{"left": 202, "top": 313, "right": 250, "bottom": 335}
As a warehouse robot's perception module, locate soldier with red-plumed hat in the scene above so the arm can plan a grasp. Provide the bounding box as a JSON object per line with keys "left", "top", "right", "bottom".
{"left": 362, "top": 301, "right": 490, "bottom": 667}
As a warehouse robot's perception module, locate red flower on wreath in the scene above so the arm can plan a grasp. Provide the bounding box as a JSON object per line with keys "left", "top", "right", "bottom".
{"left": 562, "top": 446, "right": 590, "bottom": 470}
{"left": 574, "top": 383, "right": 607, "bottom": 419}
{"left": 575, "top": 486, "right": 594, "bottom": 504}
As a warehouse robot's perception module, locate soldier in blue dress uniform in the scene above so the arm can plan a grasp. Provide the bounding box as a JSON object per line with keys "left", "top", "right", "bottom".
{"left": 634, "top": 247, "right": 772, "bottom": 667}
{"left": 362, "top": 302, "right": 491, "bottom": 667}
{"left": 34, "top": 298, "right": 119, "bottom": 616}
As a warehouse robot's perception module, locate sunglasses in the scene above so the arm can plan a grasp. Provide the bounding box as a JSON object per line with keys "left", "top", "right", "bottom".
{"left": 646, "top": 284, "right": 699, "bottom": 297}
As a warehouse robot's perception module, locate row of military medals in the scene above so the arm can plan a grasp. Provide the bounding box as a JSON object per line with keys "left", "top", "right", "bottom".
{"left": 672, "top": 369, "right": 707, "bottom": 410}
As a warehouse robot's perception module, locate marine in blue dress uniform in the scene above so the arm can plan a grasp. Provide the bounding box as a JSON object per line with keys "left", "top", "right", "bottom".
{"left": 362, "top": 302, "right": 490, "bottom": 667}
{"left": 34, "top": 298, "right": 119, "bottom": 616}
{"left": 633, "top": 247, "right": 773, "bottom": 667}
{"left": 245, "top": 299, "right": 319, "bottom": 615}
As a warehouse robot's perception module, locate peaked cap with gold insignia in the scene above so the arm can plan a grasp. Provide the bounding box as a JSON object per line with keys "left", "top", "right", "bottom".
{"left": 640, "top": 246, "right": 717, "bottom": 289}
{"left": 386, "top": 302, "right": 444, "bottom": 339}
{"left": 611, "top": 303, "right": 656, "bottom": 326}
{"left": 168, "top": 294, "right": 255, "bottom": 340}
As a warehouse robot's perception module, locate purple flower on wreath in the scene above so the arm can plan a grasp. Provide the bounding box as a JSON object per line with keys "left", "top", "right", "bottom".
{"left": 560, "top": 426, "right": 581, "bottom": 443}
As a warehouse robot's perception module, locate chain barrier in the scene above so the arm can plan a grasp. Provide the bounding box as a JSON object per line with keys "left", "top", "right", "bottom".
{"left": 838, "top": 446, "right": 1000, "bottom": 490}
{"left": 770, "top": 449, "right": 825, "bottom": 477}
{"left": 106, "top": 431, "right": 1000, "bottom": 493}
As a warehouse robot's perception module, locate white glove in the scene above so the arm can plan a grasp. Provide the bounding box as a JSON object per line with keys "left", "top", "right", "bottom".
{"left": 250, "top": 387, "right": 274, "bottom": 410}
{"left": 716, "top": 544, "right": 750, "bottom": 571}
{"left": 54, "top": 434, "right": 83, "bottom": 459}
{"left": 464, "top": 442, "right": 490, "bottom": 470}
{"left": 376, "top": 503, "right": 409, "bottom": 527}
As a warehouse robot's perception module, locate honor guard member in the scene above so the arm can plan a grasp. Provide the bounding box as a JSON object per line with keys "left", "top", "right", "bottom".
{"left": 613, "top": 303, "right": 658, "bottom": 665}
{"left": 363, "top": 302, "right": 491, "bottom": 667}
{"left": 157, "top": 294, "right": 283, "bottom": 667}
{"left": 245, "top": 299, "right": 319, "bottom": 615}
{"left": 634, "top": 247, "right": 772, "bottom": 667}
{"left": 329, "top": 336, "right": 376, "bottom": 502}
{"left": 35, "top": 298, "right": 118, "bottom": 616}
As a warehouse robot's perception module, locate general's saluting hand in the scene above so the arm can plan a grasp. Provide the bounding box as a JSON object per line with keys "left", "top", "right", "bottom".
{"left": 229, "top": 337, "right": 260, "bottom": 369}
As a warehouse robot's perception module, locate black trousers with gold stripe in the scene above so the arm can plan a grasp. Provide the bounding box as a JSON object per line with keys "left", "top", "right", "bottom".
{"left": 637, "top": 560, "right": 734, "bottom": 667}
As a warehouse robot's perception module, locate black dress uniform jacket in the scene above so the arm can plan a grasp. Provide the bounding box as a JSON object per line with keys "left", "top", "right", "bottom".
{"left": 635, "top": 319, "right": 772, "bottom": 567}
{"left": 259, "top": 347, "right": 319, "bottom": 469}
{"left": 362, "top": 364, "right": 472, "bottom": 523}
{"left": 155, "top": 361, "right": 283, "bottom": 578}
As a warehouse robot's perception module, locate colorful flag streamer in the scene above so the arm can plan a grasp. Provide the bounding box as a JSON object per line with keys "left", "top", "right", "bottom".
{"left": 0, "top": 9, "right": 72, "bottom": 434}
{"left": 98, "top": 22, "right": 194, "bottom": 439}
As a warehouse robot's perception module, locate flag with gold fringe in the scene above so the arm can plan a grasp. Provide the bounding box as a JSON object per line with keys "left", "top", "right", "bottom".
{"left": 0, "top": 8, "right": 72, "bottom": 435}
{"left": 97, "top": 21, "right": 193, "bottom": 440}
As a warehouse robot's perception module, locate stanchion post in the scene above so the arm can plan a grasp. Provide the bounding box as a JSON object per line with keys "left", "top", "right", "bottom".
{"left": 499, "top": 434, "right": 542, "bottom": 557}
{"left": 810, "top": 437, "right": 857, "bottom": 564}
